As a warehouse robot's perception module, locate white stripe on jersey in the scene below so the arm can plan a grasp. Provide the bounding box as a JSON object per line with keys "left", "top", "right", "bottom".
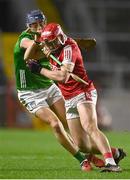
{"left": 63, "top": 45, "right": 72, "bottom": 64}
{"left": 20, "top": 69, "right": 26, "bottom": 88}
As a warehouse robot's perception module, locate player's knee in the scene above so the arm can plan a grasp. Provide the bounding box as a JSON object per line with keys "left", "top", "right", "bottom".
{"left": 84, "top": 123, "right": 98, "bottom": 135}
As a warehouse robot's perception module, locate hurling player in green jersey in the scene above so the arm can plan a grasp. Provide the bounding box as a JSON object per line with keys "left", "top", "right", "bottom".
{"left": 13, "top": 9, "right": 96, "bottom": 172}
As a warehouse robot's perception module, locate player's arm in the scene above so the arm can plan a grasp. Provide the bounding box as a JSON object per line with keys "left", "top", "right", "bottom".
{"left": 40, "top": 67, "right": 68, "bottom": 82}
{"left": 27, "top": 59, "right": 68, "bottom": 82}
{"left": 40, "top": 61, "right": 75, "bottom": 83}
{"left": 20, "top": 38, "right": 44, "bottom": 61}
{"left": 24, "top": 41, "right": 45, "bottom": 61}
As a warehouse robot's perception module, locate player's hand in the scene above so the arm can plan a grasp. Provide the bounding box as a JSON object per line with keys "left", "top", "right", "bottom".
{"left": 26, "top": 59, "right": 42, "bottom": 74}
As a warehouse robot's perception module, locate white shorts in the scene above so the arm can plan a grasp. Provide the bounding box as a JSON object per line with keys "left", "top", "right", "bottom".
{"left": 17, "top": 83, "right": 63, "bottom": 114}
{"left": 65, "top": 89, "right": 97, "bottom": 120}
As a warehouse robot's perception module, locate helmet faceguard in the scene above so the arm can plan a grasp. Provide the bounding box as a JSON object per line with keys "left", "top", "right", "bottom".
{"left": 26, "top": 9, "right": 46, "bottom": 26}
{"left": 41, "top": 23, "right": 67, "bottom": 52}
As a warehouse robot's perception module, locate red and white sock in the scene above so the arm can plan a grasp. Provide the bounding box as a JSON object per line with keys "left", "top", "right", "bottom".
{"left": 103, "top": 152, "right": 116, "bottom": 165}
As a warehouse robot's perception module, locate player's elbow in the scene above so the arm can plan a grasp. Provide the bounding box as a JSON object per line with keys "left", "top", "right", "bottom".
{"left": 47, "top": 70, "right": 68, "bottom": 82}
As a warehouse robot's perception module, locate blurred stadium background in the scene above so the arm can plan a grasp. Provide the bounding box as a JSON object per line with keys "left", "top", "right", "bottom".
{"left": 0, "top": 0, "right": 130, "bottom": 131}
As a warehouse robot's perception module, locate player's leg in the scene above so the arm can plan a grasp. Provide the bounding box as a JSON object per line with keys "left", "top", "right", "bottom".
{"left": 50, "top": 99, "right": 94, "bottom": 171}
{"left": 18, "top": 88, "right": 91, "bottom": 172}
{"left": 50, "top": 90, "right": 126, "bottom": 168}
{"left": 67, "top": 117, "right": 93, "bottom": 153}
{"left": 36, "top": 106, "right": 92, "bottom": 171}
{"left": 51, "top": 95, "right": 106, "bottom": 167}
{"left": 49, "top": 86, "right": 123, "bottom": 171}
{"left": 52, "top": 93, "right": 109, "bottom": 168}
{"left": 77, "top": 102, "right": 122, "bottom": 172}
{"left": 67, "top": 117, "right": 105, "bottom": 168}
{"left": 67, "top": 116, "right": 125, "bottom": 168}
{"left": 50, "top": 97, "right": 69, "bottom": 131}
{"left": 41, "top": 84, "right": 92, "bottom": 171}
{"left": 51, "top": 93, "right": 100, "bottom": 153}
{"left": 48, "top": 84, "right": 80, "bottom": 149}
{"left": 35, "top": 107, "right": 78, "bottom": 154}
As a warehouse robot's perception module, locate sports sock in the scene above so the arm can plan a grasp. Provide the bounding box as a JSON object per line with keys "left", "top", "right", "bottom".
{"left": 74, "top": 151, "right": 86, "bottom": 163}
{"left": 103, "top": 152, "right": 116, "bottom": 165}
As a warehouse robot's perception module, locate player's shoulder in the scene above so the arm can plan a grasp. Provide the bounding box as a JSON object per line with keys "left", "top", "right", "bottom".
{"left": 66, "top": 37, "right": 77, "bottom": 45}
{"left": 19, "top": 30, "right": 33, "bottom": 40}
{"left": 64, "top": 37, "right": 78, "bottom": 50}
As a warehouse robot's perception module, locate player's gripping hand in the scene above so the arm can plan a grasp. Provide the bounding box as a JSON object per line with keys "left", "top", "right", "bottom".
{"left": 27, "top": 59, "right": 42, "bottom": 74}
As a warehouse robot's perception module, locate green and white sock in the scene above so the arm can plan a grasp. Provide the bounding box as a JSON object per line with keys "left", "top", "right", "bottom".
{"left": 74, "top": 151, "right": 86, "bottom": 163}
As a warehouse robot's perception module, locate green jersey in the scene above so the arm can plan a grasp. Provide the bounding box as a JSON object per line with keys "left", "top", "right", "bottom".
{"left": 14, "top": 31, "right": 53, "bottom": 90}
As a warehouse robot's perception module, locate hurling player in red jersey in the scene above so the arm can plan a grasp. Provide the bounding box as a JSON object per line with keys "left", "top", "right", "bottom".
{"left": 26, "top": 23, "right": 126, "bottom": 172}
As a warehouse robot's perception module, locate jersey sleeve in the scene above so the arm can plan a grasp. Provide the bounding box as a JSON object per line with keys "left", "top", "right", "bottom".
{"left": 62, "top": 44, "right": 78, "bottom": 66}
{"left": 19, "top": 31, "right": 34, "bottom": 44}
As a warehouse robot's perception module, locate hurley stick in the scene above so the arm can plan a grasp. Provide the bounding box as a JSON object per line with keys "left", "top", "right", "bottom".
{"left": 74, "top": 38, "right": 96, "bottom": 50}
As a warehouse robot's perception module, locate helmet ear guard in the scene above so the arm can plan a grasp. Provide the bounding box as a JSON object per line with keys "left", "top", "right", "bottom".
{"left": 26, "top": 9, "right": 46, "bottom": 26}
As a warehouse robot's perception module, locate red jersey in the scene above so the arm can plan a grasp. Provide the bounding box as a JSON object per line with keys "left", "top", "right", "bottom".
{"left": 50, "top": 37, "right": 95, "bottom": 99}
